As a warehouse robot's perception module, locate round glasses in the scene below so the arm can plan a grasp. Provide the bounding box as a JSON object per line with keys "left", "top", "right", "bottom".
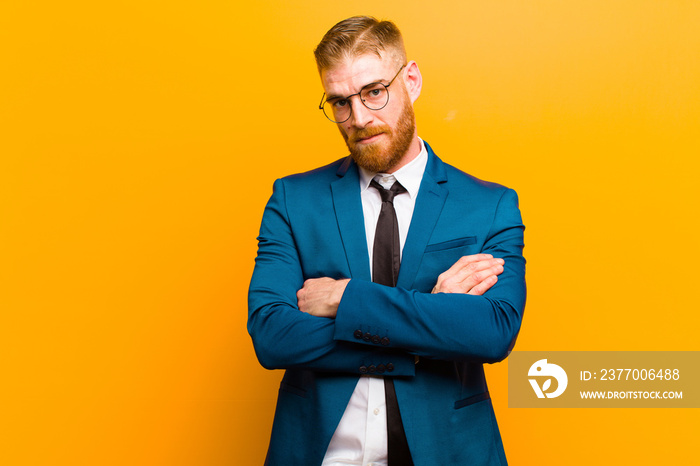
{"left": 318, "top": 65, "right": 405, "bottom": 123}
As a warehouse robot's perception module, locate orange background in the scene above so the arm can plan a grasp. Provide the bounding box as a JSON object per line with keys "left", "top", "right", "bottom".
{"left": 2, "top": 1, "right": 698, "bottom": 464}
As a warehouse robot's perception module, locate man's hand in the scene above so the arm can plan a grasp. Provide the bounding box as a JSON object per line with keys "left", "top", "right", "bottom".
{"left": 432, "top": 254, "right": 504, "bottom": 295}
{"left": 297, "top": 277, "right": 350, "bottom": 318}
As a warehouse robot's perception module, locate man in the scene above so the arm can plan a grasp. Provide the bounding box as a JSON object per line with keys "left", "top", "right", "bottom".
{"left": 248, "top": 16, "right": 525, "bottom": 465}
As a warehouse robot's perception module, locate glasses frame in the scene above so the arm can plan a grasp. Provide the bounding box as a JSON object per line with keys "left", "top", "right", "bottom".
{"left": 318, "top": 64, "right": 406, "bottom": 123}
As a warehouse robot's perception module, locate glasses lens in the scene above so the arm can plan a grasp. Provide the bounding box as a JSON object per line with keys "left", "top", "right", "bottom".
{"left": 322, "top": 99, "right": 350, "bottom": 123}
{"left": 360, "top": 84, "right": 389, "bottom": 110}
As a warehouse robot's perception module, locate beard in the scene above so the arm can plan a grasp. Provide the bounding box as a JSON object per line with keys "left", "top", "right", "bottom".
{"left": 342, "top": 99, "right": 416, "bottom": 173}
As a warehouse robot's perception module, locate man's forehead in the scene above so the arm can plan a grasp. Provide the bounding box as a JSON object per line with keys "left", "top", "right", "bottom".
{"left": 321, "top": 54, "right": 394, "bottom": 93}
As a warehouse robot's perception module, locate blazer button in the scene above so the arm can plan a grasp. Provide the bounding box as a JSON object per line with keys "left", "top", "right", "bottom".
{"left": 353, "top": 330, "right": 363, "bottom": 340}
{"left": 386, "top": 363, "right": 394, "bottom": 372}
{"left": 359, "top": 365, "right": 368, "bottom": 374}
{"left": 371, "top": 335, "right": 381, "bottom": 344}
{"left": 381, "top": 337, "right": 390, "bottom": 346}
{"left": 377, "top": 364, "right": 386, "bottom": 373}
{"left": 368, "top": 365, "right": 376, "bottom": 373}
{"left": 363, "top": 332, "right": 372, "bottom": 342}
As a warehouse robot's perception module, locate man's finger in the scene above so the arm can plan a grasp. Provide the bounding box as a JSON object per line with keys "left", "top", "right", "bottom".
{"left": 467, "top": 274, "right": 498, "bottom": 296}
{"left": 434, "top": 259, "right": 504, "bottom": 294}
{"left": 449, "top": 258, "right": 504, "bottom": 285}
{"left": 440, "top": 254, "right": 494, "bottom": 278}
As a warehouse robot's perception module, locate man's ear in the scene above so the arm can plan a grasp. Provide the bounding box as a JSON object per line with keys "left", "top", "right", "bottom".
{"left": 404, "top": 61, "right": 422, "bottom": 104}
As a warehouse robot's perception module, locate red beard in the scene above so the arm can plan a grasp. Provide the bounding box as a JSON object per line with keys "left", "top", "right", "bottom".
{"left": 343, "top": 99, "right": 416, "bottom": 173}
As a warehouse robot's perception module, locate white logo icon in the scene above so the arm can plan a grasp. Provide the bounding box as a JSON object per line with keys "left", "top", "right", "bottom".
{"left": 528, "top": 359, "right": 568, "bottom": 398}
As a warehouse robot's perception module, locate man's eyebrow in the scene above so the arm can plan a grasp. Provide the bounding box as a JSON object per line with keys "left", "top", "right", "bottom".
{"left": 325, "top": 78, "right": 386, "bottom": 101}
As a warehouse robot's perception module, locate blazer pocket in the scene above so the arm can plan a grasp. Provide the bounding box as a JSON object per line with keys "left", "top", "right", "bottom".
{"left": 425, "top": 236, "right": 477, "bottom": 253}
{"left": 454, "top": 391, "right": 490, "bottom": 409}
{"left": 279, "top": 381, "right": 307, "bottom": 398}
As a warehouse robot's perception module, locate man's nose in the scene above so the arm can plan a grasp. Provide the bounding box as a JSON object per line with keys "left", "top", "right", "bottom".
{"left": 348, "top": 97, "right": 373, "bottom": 128}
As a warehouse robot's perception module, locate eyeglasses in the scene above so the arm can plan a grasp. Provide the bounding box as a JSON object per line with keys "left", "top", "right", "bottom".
{"left": 318, "top": 65, "right": 406, "bottom": 123}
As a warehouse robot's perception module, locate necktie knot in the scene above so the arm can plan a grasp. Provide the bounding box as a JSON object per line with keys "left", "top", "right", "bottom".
{"left": 370, "top": 179, "right": 407, "bottom": 203}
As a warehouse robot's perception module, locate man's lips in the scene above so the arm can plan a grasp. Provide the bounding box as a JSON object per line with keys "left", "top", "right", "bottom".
{"left": 354, "top": 132, "right": 384, "bottom": 144}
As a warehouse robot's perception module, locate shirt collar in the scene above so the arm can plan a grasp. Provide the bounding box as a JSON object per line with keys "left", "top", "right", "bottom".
{"left": 359, "top": 138, "right": 428, "bottom": 200}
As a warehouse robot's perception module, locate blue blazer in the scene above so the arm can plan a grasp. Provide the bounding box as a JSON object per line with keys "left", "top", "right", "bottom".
{"left": 248, "top": 142, "right": 526, "bottom": 465}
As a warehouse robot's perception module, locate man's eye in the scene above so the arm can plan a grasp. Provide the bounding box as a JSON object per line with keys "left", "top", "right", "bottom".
{"left": 369, "top": 89, "right": 382, "bottom": 97}
{"left": 333, "top": 99, "right": 348, "bottom": 108}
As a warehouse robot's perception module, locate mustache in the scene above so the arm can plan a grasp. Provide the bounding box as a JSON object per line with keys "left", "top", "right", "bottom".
{"left": 350, "top": 126, "right": 390, "bottom": 143}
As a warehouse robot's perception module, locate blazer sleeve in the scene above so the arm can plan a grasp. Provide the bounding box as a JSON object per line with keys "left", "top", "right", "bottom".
{"left": 247, "top": 178, "right": 416, "bottom": 375}
{"left": 333, "top": 187, "right": 526, "bottom": 363}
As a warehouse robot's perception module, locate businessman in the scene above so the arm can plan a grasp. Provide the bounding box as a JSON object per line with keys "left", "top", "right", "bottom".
{"left": 248, "top": 16, "right": 526, "bottom": 465}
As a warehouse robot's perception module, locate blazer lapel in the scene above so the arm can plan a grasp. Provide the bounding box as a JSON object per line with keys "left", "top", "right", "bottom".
{"left": 331, "top": 157, "right": 372, "bottom": 281}
{"left": 397, "top": 145, "right": 449, "bottom": 289}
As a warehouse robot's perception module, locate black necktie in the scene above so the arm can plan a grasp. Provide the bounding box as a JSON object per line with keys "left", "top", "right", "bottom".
{"left": 370, "top": 179, "right": 413, "bottom": 466}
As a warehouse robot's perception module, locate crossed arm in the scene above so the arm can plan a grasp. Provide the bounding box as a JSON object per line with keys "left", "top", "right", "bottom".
{"left": 296, "top": 254, "right": 505, "bottom": 318}
{"left": 248, "top": 178, "right": 525, "bottom": 374}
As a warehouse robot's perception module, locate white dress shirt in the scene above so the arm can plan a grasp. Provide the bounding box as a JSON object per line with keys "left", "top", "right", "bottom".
{"left": 322, "top": 140, "right": 428, "bottom": 466}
